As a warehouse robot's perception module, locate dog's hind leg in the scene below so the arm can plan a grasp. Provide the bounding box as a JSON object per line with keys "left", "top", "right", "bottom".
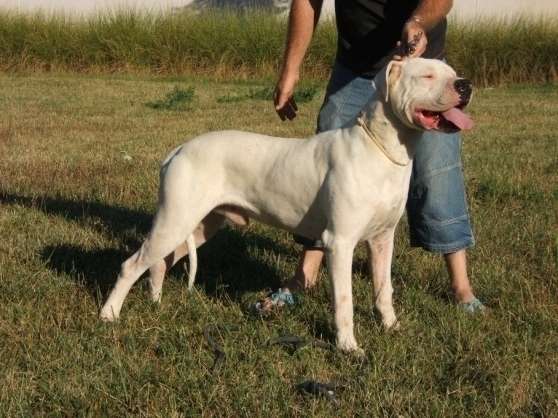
{"left": 147, "top": 212, "right": 228, "bottom": 302}
{"left": 100, "top": 203, "right": 208, "bottom": 321}
{"left": 366, "top": 228, "right": 398, "bottom": 329}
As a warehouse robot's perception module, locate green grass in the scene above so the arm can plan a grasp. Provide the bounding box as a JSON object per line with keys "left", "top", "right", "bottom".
{"left": 0, "top": 74, "right": 557, "bottom": 416}
{"left": 146, "top": 86, "right": 196, "bottom": 110}
{"left": 217, "top": 84, "right": 319, "bottom": 103}
{"left": 448, "top": 18, "right": 558, "bottom": 86}
{"left": 0, "top": 10, "right": 336, "bottom": 80}
{"left": 0, "top": 10, "right": 557, "bottom": 86}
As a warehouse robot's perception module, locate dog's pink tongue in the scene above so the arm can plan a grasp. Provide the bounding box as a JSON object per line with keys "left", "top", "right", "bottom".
{"left": 442, "top": 108, "right": 474, "bottom": 130}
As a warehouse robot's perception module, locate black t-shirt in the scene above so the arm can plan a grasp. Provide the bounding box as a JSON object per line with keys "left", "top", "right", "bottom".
{"left": 335, "top": 0, "right": 447, "bottom": 78}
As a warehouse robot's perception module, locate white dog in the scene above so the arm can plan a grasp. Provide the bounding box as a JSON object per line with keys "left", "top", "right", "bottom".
{"left": 100, "top": 58, "right": 473, "bottom": 354}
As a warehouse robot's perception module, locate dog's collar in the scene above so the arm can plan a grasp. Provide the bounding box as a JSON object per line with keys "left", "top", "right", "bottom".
{"left": 356, "top": 113, "right": 411, "bottom": 167}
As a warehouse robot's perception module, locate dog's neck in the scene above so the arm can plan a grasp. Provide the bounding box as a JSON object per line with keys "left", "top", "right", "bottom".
{"left": 358, "top": 95, "right": 420, "bottom": 166}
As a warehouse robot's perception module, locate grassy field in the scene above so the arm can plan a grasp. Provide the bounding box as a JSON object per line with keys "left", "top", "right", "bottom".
{"left": 0, "top": 10, "right": 557, "bottom": 86}
{"left": 0, "top": 73, "right": 557, "bottom": 416}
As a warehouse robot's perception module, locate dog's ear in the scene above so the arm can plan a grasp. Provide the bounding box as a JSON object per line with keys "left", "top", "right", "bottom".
{"left": 377, "top": 60, "right": 403, "bottom": 102}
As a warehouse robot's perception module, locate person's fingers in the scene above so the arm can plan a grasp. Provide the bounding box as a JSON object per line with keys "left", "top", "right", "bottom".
{"left": 274, "top": 76, "right": 300, "bottom": 120}
{"left": 276, "top": 97, "right": 298, "bottom": 121}
{"left": 284, "top": 101, "right": 297, "bottom": 120}
{"left": 275, "top": 90, "right": 290, "bottom": 120}
{"left": 274, "top": 89, "right": 289, "bottom": 111}
{"left": 405, "top": 29, "right": 427, "bottom": 57}
{"left": 414, "top": 36, "right": 427, "bottom": 57}
{"left": 289, "top": 97, "right": 298, "bottom": 112}
{"left": 392, "top": 41, "right": 404, "bottom": 61}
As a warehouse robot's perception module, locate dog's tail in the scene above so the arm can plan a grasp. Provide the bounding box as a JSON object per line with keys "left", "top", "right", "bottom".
{"left": 185, "top": 233, "right": 198, "bottom": 291}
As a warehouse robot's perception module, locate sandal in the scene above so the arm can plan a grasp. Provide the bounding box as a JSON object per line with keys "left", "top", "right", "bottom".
{"left": 254, "top": 288, "right": 297, "bottom": 314}
{"left": 459, "top": 297, "right": 486, "bottom": 314}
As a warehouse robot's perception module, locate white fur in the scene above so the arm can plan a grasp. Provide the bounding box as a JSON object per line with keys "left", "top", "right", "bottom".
{"left": 100, "top": 58, "right": 466, "bottom": 354}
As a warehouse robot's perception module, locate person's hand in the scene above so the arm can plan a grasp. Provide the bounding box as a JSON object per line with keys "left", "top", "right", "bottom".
{"left": 274, "top": 71, "right": 299, "bottom": 121}
{"left": 396, "top": 17, "right": 428, "bottom": 59}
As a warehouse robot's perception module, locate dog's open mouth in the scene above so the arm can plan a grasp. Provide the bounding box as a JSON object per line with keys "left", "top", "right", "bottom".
{"left": 414, "top": 105, "right": 474, "bottom": 132}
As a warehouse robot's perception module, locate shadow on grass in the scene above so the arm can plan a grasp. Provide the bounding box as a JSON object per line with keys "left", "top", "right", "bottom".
{"left": 1, "top": 191, "right": 290, "bottom": 301}
{"left": 195, "top": 227, "right": 287, "bottom": 298}
{"left": 41, "top": 244, "right": 127, "bottom": 297}
{"left": 40, "top": 227, "right": 286, "bottom": 302}
{"left": 0, "top": 190, "right": 151, "bottom": 247}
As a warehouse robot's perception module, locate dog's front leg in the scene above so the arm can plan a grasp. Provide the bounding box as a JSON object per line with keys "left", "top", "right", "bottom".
{"left": 366, "top": 228, "right": 398, "bottom": 329}
{"left": 325, "top": 237, "right": 363, "bottom": 355}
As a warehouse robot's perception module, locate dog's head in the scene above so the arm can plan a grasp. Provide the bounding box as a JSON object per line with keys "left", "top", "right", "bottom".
{"left": 376, "top": 58, "right": 474, "bottom": 133}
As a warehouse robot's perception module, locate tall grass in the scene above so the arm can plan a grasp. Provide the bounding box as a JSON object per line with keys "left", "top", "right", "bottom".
{"left": 448, "top": 17, "right": 558, "bottom": 85}
{"left": 0, "top": 10, "right": 335, "bottom": 78}
{"left": 0, "top": 10, "right": 556, "bottom": 85}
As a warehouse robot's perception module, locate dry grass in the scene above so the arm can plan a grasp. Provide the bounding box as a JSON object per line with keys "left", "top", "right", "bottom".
{"left": 0, "top": 11, "right": 557, "bottom": 85}
{"left": 0, "top": 73, "right": 557, "bottom": 416}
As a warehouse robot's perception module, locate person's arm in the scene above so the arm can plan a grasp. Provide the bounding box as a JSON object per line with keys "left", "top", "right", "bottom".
{"left": 274, "top": 0, "right": 323, "bottom": 121}
{"left": 400, "top": 0, "right": 453, "bottom": 57}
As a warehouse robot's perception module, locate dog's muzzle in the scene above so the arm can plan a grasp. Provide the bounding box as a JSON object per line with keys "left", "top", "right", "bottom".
{"left": 454, "top": 78, "right": 472, "bottom": 106}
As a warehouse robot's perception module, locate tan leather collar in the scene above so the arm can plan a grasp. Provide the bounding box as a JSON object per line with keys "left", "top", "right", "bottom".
{"left": 356, "top": 113, "right": 411, "bottom": 167}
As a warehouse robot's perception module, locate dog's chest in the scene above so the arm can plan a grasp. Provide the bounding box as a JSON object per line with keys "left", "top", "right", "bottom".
{"left": 362, "top": 191, "right": 407, "bottom": 238}
{"left": 356, "top": 166, "right": 411, "bottom": 239}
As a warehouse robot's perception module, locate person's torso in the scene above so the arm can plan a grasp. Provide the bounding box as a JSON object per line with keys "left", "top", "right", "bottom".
{"left": 335, "top": 0, "right": 447, "bottom": 77}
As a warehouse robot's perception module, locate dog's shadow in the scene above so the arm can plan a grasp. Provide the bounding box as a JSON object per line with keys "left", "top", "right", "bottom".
{"left": 41, "top": 229, "right": 288, "bottom": 302}
{"left": 1, "top": 191, "right": 290, "bottom": 302}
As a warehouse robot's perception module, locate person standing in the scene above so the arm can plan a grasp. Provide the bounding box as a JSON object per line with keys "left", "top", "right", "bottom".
{"left": 256, "top": 0, "right": 485, "bottom": 314}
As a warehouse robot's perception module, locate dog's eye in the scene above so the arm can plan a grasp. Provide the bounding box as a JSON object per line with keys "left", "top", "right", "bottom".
{"left": 423, "top": 74, "right": 435, "bottom": 79}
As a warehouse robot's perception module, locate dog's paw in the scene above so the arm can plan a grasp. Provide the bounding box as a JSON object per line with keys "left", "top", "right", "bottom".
{"left": 382, "top": 316, "right": 401, "bottom": 331}
{"left": 150, "top": 291, "right": 162, "bottom": 303}
{"left": 348, "top": 346, "right": 366, "bottom": 358}
{"left": 339, "top": 345, "right": 366, "bottom": 358}
{"left": 99, "top": 307, "right": 119, "bottom": 322}
{"left": 337, "top": 336, "right": 365, "bottom": 357}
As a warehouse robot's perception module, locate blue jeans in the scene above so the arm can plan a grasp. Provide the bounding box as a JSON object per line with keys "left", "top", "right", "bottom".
{"left": 296, "top": 61, "right": 474, "bottom": 253}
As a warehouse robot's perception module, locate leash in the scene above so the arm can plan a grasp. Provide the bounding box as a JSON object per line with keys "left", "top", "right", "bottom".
{"left": 296, "top": 380, "right": 343, "bottom": 405}
{"left": 204, "top": 324, "right": 240, "bottom": 374}
{"left": 267, "top": 334, "right": 332, "bottom": 353}
{"left": 356, "top": 113, "right": 410, "bottom": 167}
{"left": 204, "top": 325, "right": 226, "bottom": 374}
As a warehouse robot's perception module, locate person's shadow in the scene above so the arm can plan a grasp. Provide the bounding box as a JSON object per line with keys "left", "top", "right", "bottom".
{"left": 1, "top": 191, "right": 292, "bottom": 303}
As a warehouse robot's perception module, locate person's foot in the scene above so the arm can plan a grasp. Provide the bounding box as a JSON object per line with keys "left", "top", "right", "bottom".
{"left": 254, "top": 288, "right": 297, "bottom": 314}
{"left": 458, "top": 296, "right": 486, "bottom": 314}
{"left": 453, "top": 286, "right": 475, "bottom": 304}
{"left": 290, "top": 248, "right": 324, "bottom": 291}
{"left": 253, "top": 248, "right": 324, "bottom": 314}
{"left": 444, "top": 251, "right": 485, "bottom": 313}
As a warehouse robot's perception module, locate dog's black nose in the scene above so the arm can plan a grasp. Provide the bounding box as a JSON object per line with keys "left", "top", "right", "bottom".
{"left": 454, "top": 78, "right": 472, "bottom": 104}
